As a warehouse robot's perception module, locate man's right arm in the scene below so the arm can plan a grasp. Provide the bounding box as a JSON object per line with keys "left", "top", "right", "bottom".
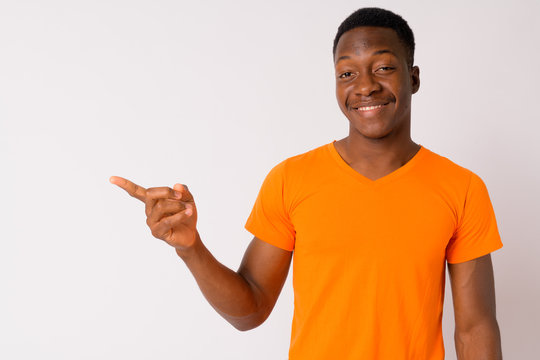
{"left": 109, "top": 176, "right": 293, "bottom": 331}
{"left": 177, "top": 233, "right": 292, "bottom": 331}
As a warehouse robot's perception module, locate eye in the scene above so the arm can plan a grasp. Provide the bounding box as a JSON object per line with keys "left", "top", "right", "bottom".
{"left": 376, "top": 66, "right": 395, "bottom": 72}
{"left": 339, "top": 71, "right": 353, "bottom": 79}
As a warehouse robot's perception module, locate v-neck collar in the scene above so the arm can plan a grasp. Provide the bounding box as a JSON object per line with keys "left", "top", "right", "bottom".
{"left": 326, "top": 140, "right": 427, "bottom": 187}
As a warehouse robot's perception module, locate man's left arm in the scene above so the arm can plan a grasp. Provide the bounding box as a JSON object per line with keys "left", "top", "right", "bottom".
{"left": 448, "top": 253, "right": 502, "bottom": 360}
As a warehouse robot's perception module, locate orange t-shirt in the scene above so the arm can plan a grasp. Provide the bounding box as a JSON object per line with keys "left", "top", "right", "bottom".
{"left": 244, "top": 141, "right": 503, "bottom": 360}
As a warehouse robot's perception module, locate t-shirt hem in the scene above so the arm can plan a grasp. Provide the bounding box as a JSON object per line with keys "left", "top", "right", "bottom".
{"left": 446, "top": 242, "right": 503, "bottom": 264}
{"left": 244, "top": 224, "right": 294, "bottom": 252}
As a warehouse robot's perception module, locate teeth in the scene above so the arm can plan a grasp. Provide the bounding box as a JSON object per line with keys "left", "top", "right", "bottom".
{"left": 356, "top": 104, "right": 384, "bottom": 111}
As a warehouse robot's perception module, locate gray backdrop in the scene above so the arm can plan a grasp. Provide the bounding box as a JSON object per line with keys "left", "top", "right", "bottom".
{"left": 1, "top": 0, "right": 538, "bottom": 358}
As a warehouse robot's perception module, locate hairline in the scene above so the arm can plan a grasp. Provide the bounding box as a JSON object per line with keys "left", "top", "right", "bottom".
{"left": 333, "top": 26, "right": 414, "bottom": 68}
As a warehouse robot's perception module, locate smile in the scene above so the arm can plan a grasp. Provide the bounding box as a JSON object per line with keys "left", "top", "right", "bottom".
{"left": 354, "top": 104, "right": 387, "bottom": 111}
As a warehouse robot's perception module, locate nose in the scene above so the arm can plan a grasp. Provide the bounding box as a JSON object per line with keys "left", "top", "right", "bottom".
{"left": 353, "top": 72, "right": 382, "bottom": 96}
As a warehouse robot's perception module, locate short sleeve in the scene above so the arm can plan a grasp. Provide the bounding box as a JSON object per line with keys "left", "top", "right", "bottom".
{"left": 244, "top": 161, "right": 295, "bottom": 251}
{"left": 446, "top": 172, "right": 503, "bottom": 264}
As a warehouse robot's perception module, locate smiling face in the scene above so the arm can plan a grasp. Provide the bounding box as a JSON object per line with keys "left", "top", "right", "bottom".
{"left": 334, "top": 26, "right": 420, "bottom": 141}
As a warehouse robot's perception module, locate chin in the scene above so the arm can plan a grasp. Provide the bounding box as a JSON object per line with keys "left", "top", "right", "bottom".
{"left": 352, "top": 123, "right": 394, "bottom": 140}
{"left": 362, "top": 132, "right": 392, "bottom": 140}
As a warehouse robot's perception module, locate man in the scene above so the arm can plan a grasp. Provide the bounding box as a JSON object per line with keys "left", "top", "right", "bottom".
{"left": 110, "top": 7, "right": 503, "bottom": 359}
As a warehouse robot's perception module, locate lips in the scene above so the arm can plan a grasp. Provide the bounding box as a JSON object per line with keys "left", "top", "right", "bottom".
{"left": 351, "top": 102, "right": 390, "bottom": 111}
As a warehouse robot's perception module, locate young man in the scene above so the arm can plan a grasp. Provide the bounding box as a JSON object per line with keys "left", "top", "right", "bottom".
{"left": 111, "top": 7, "right": 503, "bottom": 360}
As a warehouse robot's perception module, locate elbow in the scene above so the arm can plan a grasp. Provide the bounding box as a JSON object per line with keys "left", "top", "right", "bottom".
{"left": 229, "top": 310, "right": 270, "bottom": 332}
{"left": 456, "top": 315, "right": 499, "bottom": 335}
{"left": 233, "top": 322, "right": 260, "bottom": 332}
{"left": 230, "top": 278, "right": 274, "bottom": 331}
{"left": 454, "top": 319, "right": 502, "bottom": 360}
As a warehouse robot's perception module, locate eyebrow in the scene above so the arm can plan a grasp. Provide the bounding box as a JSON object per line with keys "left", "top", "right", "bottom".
{"left": 373, "top": 49, "right": 397, "bottom": 57}
{"left": 335, "top": 49, "right": 398, "bottom": 64}
{"left": 335, "top": 55, "right": 351, "bottom": 64}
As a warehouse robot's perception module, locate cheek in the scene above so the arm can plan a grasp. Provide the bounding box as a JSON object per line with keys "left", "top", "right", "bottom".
{"left": 336, "top": 83, "right": 352, "bottom": 98}
{"left": 335, "top": 86, "right": 347, "bottom": 102}
{"left": 397, "top": 85, "right": 412, "bottom": 102}
{"left": 395, "top": 76, "right": 412, "bottom": 96}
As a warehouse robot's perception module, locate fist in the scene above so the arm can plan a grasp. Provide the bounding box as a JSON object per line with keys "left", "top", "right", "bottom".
{"left": 110, "top": 176, "right": 198, "bottom": 250}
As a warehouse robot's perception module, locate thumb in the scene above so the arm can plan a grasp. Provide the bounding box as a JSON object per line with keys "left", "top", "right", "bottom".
{"left": 173, "top": 183, "right": 193, "bottom": 201}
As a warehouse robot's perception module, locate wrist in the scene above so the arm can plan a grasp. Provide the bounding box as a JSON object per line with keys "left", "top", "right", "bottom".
{"left": 175, "top": 230, "right": 202, "bottom": 260}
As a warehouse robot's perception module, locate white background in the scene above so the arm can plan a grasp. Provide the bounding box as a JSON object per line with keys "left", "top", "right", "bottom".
{"left": 1, "top": 0, "right": 539, "bottom": 359}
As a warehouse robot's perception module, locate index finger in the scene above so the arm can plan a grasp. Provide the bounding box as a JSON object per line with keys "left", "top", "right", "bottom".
{"left": 109, "top": 176, "right": 147, "bottom": 202}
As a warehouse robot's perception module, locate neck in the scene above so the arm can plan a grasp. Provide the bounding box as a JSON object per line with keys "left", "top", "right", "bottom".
{"left": 336, "top": 121, "right": 420, "bottom": 167}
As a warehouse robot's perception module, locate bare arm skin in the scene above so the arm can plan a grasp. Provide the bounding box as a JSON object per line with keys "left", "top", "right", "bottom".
{"left": 448, "top": 254, "right": 502, "bottom": 360}
{"left": 110, "top": 176, "right": 292, "bottom": 331}
{"left": 179, "top": 234, "right": 292, "bottom": 330}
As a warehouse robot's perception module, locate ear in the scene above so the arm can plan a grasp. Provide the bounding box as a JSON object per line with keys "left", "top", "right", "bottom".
{"left": 411, "top": 65, "right": 420, "bottom": 94}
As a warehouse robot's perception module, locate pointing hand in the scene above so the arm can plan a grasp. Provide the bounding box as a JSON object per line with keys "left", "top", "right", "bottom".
{"left": 110, "top": 176, "right": 198, "bottom": 250}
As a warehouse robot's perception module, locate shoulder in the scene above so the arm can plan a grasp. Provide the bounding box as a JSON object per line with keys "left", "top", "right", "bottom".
{"left": 261, "top": 143, "right": 332, "bottom": 211}
{"left": 419, "top": 146, "right": 478, "bottom": 188}
{"left": 269, "top": 142, "right": 332, "bottom": 177}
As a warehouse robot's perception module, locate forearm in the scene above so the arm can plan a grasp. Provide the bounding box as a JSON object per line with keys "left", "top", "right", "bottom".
{"left": 455, "top": 319, "right": 502, "bottom": 360}
{"left": 175, "top": 231, "right": 262, "bottom": 331}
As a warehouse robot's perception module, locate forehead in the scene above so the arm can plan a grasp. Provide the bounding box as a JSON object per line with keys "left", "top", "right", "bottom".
{"left": 334, "top": 26, "right": 407, "bottom": 62}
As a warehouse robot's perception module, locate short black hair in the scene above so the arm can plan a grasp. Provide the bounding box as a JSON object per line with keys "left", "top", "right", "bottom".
{"left": 332, "top": 7, "right": 415, "bottom": 67}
